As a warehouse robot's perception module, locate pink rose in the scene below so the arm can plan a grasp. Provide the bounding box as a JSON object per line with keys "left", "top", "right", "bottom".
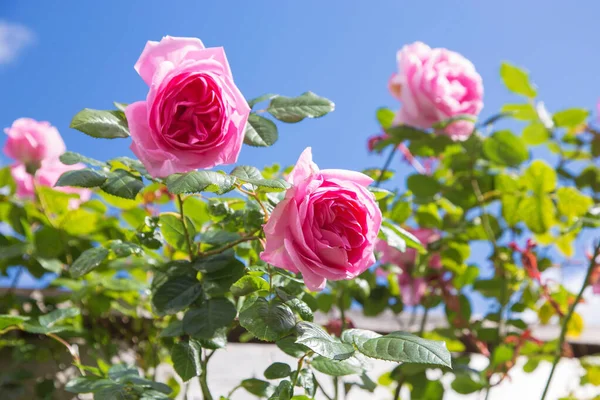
{"left": 375, "top": 228, "right": 441, "bottom": 306}
{"left": 261, "top": 148, "right": 382, "bottom": 291}
{"left": 390, "top": 42, "right": 483, "bottom": 141}
{"left": 11, "top": 160, "right": 91, "bottom": 208}
{"left": 126, "top": 36, "right": 250, "bottom": 178}
{"left": 3, "top": 118, "right": 66, "bottom": 164}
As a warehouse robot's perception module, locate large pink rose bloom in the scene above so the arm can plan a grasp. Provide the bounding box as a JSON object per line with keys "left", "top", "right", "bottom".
{"left": 3, "top": 118, "right": 66, "bottom": 164}
{"left": 11, "top": 160, "right": 91, "bottom": 207}
{"left": 375, "top": 228, "right": 441, "bottom": 306}
{"left": 261, "top": 148, "right": 382, "bottom": 291}
{"left": 389, "top": 42, "right": 484, "bottom": 141}
{"left": 126, "top": 36, "right": 250, "bottom": 178}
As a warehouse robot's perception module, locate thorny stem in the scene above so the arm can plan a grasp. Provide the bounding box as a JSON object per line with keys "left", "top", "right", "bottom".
{"left": 177, "top": 195, "right": 195, "bottom": 261}
{"left": 540, "top": 242, "right": 600, "bottom": 400}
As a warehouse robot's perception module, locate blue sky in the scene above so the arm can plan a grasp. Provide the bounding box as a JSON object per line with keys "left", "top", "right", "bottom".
{"left": 0, "top": 1, "right": 599, "bottom": 292}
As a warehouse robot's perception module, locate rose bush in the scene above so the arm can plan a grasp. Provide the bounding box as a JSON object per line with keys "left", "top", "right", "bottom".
{"left": 0, "top": 36, "right": 599, "bottom": 400}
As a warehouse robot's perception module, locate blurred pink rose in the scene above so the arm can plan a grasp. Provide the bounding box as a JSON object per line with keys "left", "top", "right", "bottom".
{"left": 11, "top": 160, "right": 91, "bottom": 208}
{"left": 375, "top": 228, "right": 441, "bottom": 306}
{"left": 390, "top": 42, "right": 483, "bottom": 141}
{"left": 261, "top": 148, "right": 382, "bottom": 291}
{"left": 126, "top": 36, "right": 250, "bottom": 178}
{"left": 3, "top": 118, "right": 65, "bottom": 164}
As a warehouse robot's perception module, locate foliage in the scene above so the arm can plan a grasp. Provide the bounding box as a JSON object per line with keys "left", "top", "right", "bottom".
{"left": 1, "top": 46, "right": 599, "bottom": 400}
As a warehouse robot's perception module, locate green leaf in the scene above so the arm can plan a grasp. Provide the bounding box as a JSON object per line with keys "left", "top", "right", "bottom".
{"left": 65, "top": 377, "right": 115, "bottom": 393}
{"left": 376, "top": 107, "right": 395, "bottom": 129}
{"left": 557, "top": 187, "right": 593, "bottom": 220}
{"left": 39, "top": 307, "right": 80, "bottom": 327}
{"left": 70, "top": 108, "right": 130, "bottom": 138}
{"left": 310, "top": 356, "right": 363, "bottom": 376}
{"left": 483, "top": 130, "right": 528, "bottom": 167}
{"left": 522, "top": 122, "right": 550, "bottom": 145}
{"left": 501, "top": 103, "right": 538, "bottom": 121}
{"left": 244, "top": 113, "right": 279, "bottom": 147}
{"left": 152, "top": 276, "right": 202, "bottom": 315}
{"left": 242, "top": 378, "right": 275, "bottom": 397}
{"left": 341, "top": 329, "right": 382, "bottom": 351}
{"left": 380, "top": 220, "right": 425, "bottom": 254}
{"left": 159, "top": 320, "right": 184, "bottom": 338}
{"left": 113, "top": 102, "right": 128, "bottom": 112}
{"left": 159, "top": 213, "right": 195, "bottom": 252}
{"left": 59, "top": 151, "right": 107, "bottom": 168}
{"left": 70, "top": 247, "right": 109, "bottom": 278}
{"left": 194, "top": 327, "right": 228, "bottom": 350}
{"left": 55, "top": 168, "right": 107, "bottom": 188}
{"left": 522, "top": 160, "right": 557, "bottom": 194}
{"left": 500, "top": 62, "right": 537, "bottom": 98}
{"left": 182, "top": 298, "right": 237, "bottom": 339}
{"left": 171, "top": 340, "right": 202, "bottom": 382}
{"left": 267, "top": 92, "right": 335, "bottom": 123}
{"left": 22, "top": 322, "right": 68, "bottom": 334}
{"left": 451, "top": 374, "right": 485, "bottom": 394}
{"left": 101, "top": 169, "right": 144, "bottom": 199}
{"left": 108, "top": 364, "right": 139, "bottom": 381}
{"left": 36, "top": 186, "right": 77, "bottom": 215}
{"left": 0, "top": 314, "right": 29, "bottom": 330}
{"left": 284, "top": 298, "right": 314, "bottom": 322}
{"left": 407, "top": 174, "right": 440, "bottom": 198}
{"left": 239, "top": 298, "right": 296, "bottom": 341}
{"left": 166, "top": 171, "right": 236, "bottom": 195}
{"left": 553, "top": 108, "right": 589, "bottom": 128}
{"left": 34, "top": 226, "right": 64, "bottom": 259}
{"left": 195, "top": 251, "right": 245, "bottom": 296}
{"left": 357, "top": 332, "right": 452, "bottom": 367}
{"left": 231, "top": 165, "right": 290, "bottom": 191}
{"left": 264, "top": 362, "right": 292, "bottom": 380}
{"left": 94, "top": 385, "right": 130, "bottom": 400}
{"left": 276, "top": 336, "right": 310, "bottom": 358}
{"left": 269, "top": 380, "right": 292, "bottom": 400}
{"left": 390, "top": 200, "right": 412, "bottom": 224}
{"left": 248, "top": 93, "right": 278, "bottom": 108}
{"left": 231, "top": 276, "right": 269, "bottom": 296}
{"left": 295, "top": 322, "right": 354, "bottom": 361}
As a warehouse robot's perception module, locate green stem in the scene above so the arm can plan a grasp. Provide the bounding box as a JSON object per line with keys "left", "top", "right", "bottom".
{"left": 47, "top": 333, "right": 85, "bottom": 376}
{"left": 177, "top": 195, "right": 194, "bottom": 261}
{"left": 540, "top": 242, "right": 600, "bottom": 400}
{"left": 291, "top": 354, "right": 308, "bottom": 392}
{"left": 471, "top": 179, "right": 507, "bottom": 339}
{"left": 314, "top": 375, "right": 334, "bottom": 400}
{"left": 198, "top": 234, "right": 260, "bottom": 257}
{"left": 418, "top": 306, "right": 429, "bottom": 336}
{"left": 375, "top": 147, "right": 397, "bottom": 187}
{"left": 199, "top": 350, "right": 214, "bottom": 400}
{"left": 484, "top": 386, "right": 491, "bottom": 400}
{"left": 334, "top": 377, "right": 339, "bottom": 400}
{"left": 393, "top": 381, "right": 402, "bottom": 400}
{"left": 226, "top": 384, "right": 241, "bottom": 399}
